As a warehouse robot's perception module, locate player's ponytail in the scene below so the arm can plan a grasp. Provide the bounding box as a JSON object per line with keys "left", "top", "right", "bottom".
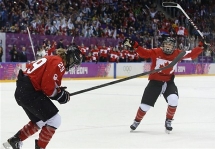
{"left": 56, "top": 48, "right": 66, "bottom": 62}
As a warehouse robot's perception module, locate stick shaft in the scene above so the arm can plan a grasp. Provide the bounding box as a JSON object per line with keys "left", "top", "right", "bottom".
{"left": 163, "top": 2, "right": 212, "bottom": 46}
{"left": 69, "top": 50, "right": 186, "bottom": 96}
{"left": 27, "top": 27, "right": 36, "bottom": 60}
{"left": 162, "top": 2, "right": 204, "bottom": 38}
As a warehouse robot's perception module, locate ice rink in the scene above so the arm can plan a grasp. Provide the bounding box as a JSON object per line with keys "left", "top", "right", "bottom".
{"left": 1, "top": 76, "right": 215, "bottom": 149}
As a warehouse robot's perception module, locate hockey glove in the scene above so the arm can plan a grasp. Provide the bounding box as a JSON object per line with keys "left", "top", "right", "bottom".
{"left": 50, "top": 87, "right": 70, "bottom": 104}
{"left": 122, "top": 38, "right": 139, "bottom": 49}
{"left": 123, "top": 38, "right": 134, "bottom": 47}
{"left": 198, "top": 36, "right": 210, "bottom": 50}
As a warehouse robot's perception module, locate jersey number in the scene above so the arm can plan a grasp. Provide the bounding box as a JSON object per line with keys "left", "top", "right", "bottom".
{"left": 58, "top": 62, "right": 65, "bottom": 72}
{"left": 26, "top": 58, "right": 47, "bottom": 74}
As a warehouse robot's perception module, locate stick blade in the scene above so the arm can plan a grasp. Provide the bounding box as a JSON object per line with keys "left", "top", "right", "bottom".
{"left": 162, "top": 2, "right": 178, "bottom": 7}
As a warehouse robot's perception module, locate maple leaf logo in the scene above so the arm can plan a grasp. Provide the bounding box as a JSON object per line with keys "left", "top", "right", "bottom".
{"left": 159, "top": 61, "right": 173, "bottom": 74}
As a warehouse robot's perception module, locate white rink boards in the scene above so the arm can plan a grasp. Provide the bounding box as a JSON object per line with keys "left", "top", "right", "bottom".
{"left": 1, "top": 76, "right": 215, "bottom": 149}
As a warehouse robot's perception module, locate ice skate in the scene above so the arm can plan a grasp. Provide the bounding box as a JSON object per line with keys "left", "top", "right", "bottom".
{"left": 35, "top": 139, "right": 44, "bottom": 149}
{"left": 165, "top": 119, "right": 173, "bottom": 134}
{"left": 130, "top": 120, "right": 140, "bottom": 131}
{"left": 3, "top": 132, "right": 23, "bottom": 149}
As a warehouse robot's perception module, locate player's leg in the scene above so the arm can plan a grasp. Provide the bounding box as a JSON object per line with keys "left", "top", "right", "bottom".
{"left": 130, "top": 80, "right": 164, "bottom": 131}
{"left": 4, "top": 71, "right": 60, "bottom": 148}
{"left": 4, "top": 110, "right": 40, "bottom": 149}
{"left": 163, "top": 80, "right": 179, "bottom": 133}
{"left": 4, "top": 93, "right": 59, "bottom": 149}
{"left": 35, "top": 112, "right": 61, "bottom": 148}
{"left": 130, "top": 103, "right": 150, "bottom": 130}
{"left": 3, "top": 72, "right": 41, "bottom": 149}
{"left": 23, "top": 94, "right": 60, "bottom": 149}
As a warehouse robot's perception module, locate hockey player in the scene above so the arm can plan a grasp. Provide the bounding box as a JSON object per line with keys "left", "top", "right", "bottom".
{"left": 3, "top": 45, "right": 82, "bottom": 149}
{"left": 122, "top": 37, "right": 206, "bottom": 133}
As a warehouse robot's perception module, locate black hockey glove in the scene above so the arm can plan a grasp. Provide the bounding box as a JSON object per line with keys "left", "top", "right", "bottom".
{"left": 122, "top": 38, "right": 139, "bottom": 49}
{"left": 199, "top": 36, "right": 210, "bottom": 50}
{"left": 50, "top": 87, "right": 70, "bottom": 104}
{"left": 123, "top": 38, "right": 134, "bottom": 47}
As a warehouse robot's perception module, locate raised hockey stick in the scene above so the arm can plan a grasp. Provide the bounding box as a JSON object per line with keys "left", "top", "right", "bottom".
{"left": 27, "top": 27, "right": 36, "bottom": 60}
{"left": 162, "top": 2, "right": 210, "bottom": 45}
{"left": 69, "top": 50, "right": 186, "bottom": 96}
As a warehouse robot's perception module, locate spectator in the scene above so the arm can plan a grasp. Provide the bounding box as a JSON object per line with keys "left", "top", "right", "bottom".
{"left": 84, "top": 27, "right": 92, "bottom": 37}
{"left": 90, "top": 45, "right": 99, "bottom": 62}
{"left": 19, "top": 46, "right": 28, "bottom": 62}
{"left": 57, "top": 39, "right": 65, "bottom": 49}
{"left": 85, "top": 52, "right": 92, "bottom": 62}
{"left": 109, "top": 47, "right": 119, "bottom": 62}
{"left": 98, "top": 44, "right": 109, "bottom": 62}
{"left": 46, "top": 41, "right": 57, "bottom": 56}
{"left": 78, "top": 43, "right": 88, "bottom": 62}
{"left": 9, "top": 45, "right": 19, "bottom": 62}
{"left": 119, "top": 46, "right": 129, "bottom": 62}
{"left": 36, "top": 46, "right": 46, "bottom": 60}
{"left": 127, "top": 49, "right": 137, "bottom": 62}
{"left": 0, "top": 46, "right": 3, "bottom": 62}
{"left": 1, "top": 0, "right": 215, "bottom": 63}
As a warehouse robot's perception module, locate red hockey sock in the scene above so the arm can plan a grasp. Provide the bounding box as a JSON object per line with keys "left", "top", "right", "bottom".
{"left": 18, "top": 121, "right": 39, "bottom": 141}
{"left": 166, "top": 105, "right": 177, "bottom": 120}
{"left": 135, "top": 107, "right": 146, "bottom": 122}
{"left": 37, "top": 125, "right": 56, "bottom": 148}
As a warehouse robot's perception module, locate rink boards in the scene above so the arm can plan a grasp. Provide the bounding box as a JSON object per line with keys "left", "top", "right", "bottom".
{"left": 0, "top": 62, "right": 215, "bottom": 82}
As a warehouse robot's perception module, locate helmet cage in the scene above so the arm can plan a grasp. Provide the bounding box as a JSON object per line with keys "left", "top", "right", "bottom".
{"left": 162, "top": 37, "right": 176, "bottom": 54}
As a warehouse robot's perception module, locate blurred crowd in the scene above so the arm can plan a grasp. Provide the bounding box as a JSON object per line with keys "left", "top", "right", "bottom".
{"left": 0, "top": 0, "right": 214, "bottom": 62}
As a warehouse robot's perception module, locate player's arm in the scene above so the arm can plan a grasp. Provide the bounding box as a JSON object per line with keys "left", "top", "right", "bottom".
{"left": 122, "top": 38, "right": 155, "bottom": 58}
{"left": 182, "top": 47, "right": 203, "bottom": 60}
{"left": 49, "top": 86, "right": 70, "bottom": 104}
{"left": 182, "top": 41, "right": 205, "bottom": 60}
{"left": 41, "top": 59, "right": 70, "bottom": 104}
{"left": 47, "top": 47, "right": 56, "bottom": 55}
{"left": 183, "top": 37, "right": 210, "bottom": 60}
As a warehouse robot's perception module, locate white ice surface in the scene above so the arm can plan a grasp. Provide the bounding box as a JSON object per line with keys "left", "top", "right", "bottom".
{"left": 1, "top": 76, "right": 215, "bottom": 149}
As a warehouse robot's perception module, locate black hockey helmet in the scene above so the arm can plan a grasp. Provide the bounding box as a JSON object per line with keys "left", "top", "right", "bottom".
{"left": 162, "top": 37, "right": 176, "bottom": 54}
{"left": 65, "top": 45, "right": 82, "bottom": 71}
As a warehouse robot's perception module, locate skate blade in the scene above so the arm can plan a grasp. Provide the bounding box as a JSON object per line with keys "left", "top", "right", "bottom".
{"left": 130, "top": 129, "right": 135, "bottom": 132}
{"left": 2, "top": 142, "right": 12, "bottom": 149}
{"left": 165, "top": 129, "right": 171, "bottom": 134}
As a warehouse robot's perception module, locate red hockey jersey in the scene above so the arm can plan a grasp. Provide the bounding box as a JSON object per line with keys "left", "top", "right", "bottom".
{"left": 23, "top": 56, "right": 66, "bottom": 97}
{"left": 136, "top": 47, "right": 203, "bottom": 81}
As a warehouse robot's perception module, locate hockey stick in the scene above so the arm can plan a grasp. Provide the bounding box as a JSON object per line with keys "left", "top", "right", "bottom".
{"left": 71, "top": 36, "right": 74, "bottom": 44}
{"left": 27, "top": 27, "right": 36, "bottom": 60}
{"left": 162, "top": 2, "right": 210, "bottom": 46}
{"left": 69, "top": 50, "right": 186, "bottom": 96}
